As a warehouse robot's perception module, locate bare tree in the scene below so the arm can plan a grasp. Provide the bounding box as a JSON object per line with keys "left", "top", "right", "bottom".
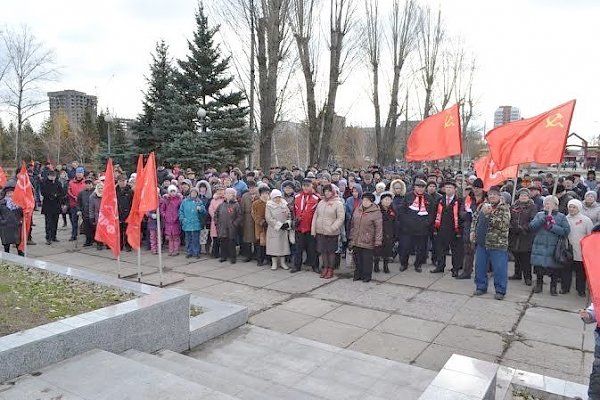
{"left": 1, "top": 25, "right": 57, "bottom": 163}
{"left": 364, "top": 0, "right": 382, "bottom": 163}
{"left": 438, "top": 38, "right": 465, "bottom": 111}
{"left": 417, "top": 6, "right": 444, "bottom": 118}
{"left": 318, "top": 0, "right": 357, "bottom": 166}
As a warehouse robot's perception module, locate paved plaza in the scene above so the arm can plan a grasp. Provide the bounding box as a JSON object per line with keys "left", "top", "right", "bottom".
{"left": 21, "top": 212, "right": 593, "bottom": 386}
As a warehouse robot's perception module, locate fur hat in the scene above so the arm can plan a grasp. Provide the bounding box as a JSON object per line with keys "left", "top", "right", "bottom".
{"left": 363, "top": 192, "right": 376, "bottom": 202}
{"left": 270, "top": 189, "right": 282, "bottom": 199}
{"left": 168, "top": 185, "right": 178, "bottom": 193}
{"left": 568, "top": 198, "right": 583, "bottom": 212}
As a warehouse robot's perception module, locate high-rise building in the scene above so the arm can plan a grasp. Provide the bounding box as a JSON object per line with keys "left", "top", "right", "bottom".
{"left": 493, "top": 106, "right": 521, "bottom": 127}
{"left": 48, "top": 90, "right": 98, "bottom": 131}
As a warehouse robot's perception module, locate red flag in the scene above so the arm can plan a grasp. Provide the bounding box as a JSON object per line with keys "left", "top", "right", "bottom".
{"left": 486, "top": 100, "right": 576, "bottom": 170}
{"left": 582, "top": 233, "right": 600, "bottom": 318}
{"left": 95, "top": 159, "right": 121, "bottom": 258}
{"left": 12, "top": 163, "right": 35, "bottom": 251}
{"left": 126, "top": 155, "right": 145, "bottom": 250}
{"left": 0, "top": 166, "right": 7, "bottom": 188}
{"left": 138, "top": 152, "right": 159, "bottom": 213}
{"left": 474, "top": 154, "right": 519, "bottom": 191}
{"left": 406, "top": 103, "right": 462, "bottom": 161}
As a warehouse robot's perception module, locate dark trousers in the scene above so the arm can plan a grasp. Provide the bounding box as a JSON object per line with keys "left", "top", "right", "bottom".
{"left": 69, "top": 207, "right": 79, "bottom": 239}
{"left": 463, "top": 242, "right": 475, "bottom": 276}
{"left": 400, "top": 234, "right": 428, "bottom": 267}
{"left": 512, "top": 251, "right": 532, "bottom": 280}
{"left": 561, "top": 260, "right": 586, "bottom": 293}
{"left": 354, "top": 247, "right": 374, "bottom": 281}
{"left": 211, "top": 237, "right": 221, "bottom": 258}
{"left": 44, "top": 213, "right": 59, "bottom": 241}
{"left": 3, "top": 244, "right": 23, "bottom": 256}
{"left": 535, "top": 266, "right": 560, "bottom": 283}
{"left": 119, "top": 222, "right": 131, "bottom": 249}
{"left": 434, "top": 232, "right": 465, "bottom": 272}
{"left": 220, "top": 238, "right": 236, "bottom": 262}
{"left": 589, "top": 330, "right": 600, "bottom": 400}
{"left": 240, "top": 242, "right": 254, "bottom": 259}
{"left": 294, "top": 232, "right": 318, "bottom": 269}
{"left": 82, "top": 217, "right": 93, "bottom": 245}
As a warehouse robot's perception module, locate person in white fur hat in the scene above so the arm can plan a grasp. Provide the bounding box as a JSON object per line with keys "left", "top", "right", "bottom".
{"left": 265, "top": 189, "right": 292, "bottom": 270}
{"left": 564, "top": 198, "right": 594, "bottom": 296}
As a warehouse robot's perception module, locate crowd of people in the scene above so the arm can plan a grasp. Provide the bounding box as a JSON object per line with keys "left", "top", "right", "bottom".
{"left": 1, "top": 161, "right": 600, "bottom": 300}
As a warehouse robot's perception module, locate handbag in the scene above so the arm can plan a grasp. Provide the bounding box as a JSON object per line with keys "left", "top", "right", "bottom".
{"left": 554, "top": 235, "right": 573, "bottom": 265}
{"left": 200, "top": 229, "right": 209, "bottom": 245}
{"left": 345, "top": 248, "right": 355, "bottom": 268}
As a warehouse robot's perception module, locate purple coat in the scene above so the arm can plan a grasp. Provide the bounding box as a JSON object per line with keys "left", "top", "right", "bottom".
{"left": 160, "top": 193, "right": 183, "bottom": 236}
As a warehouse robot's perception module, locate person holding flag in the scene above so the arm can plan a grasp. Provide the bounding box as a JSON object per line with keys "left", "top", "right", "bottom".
{"left": 0, "top": 183, "right": 24, "bottom": 256}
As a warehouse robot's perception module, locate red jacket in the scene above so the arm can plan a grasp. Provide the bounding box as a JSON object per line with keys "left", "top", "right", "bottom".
{"left": 294, "top": 191, "right": 320, "bottom": 234}
{"left": 67, "top": 178, "right": 86, "bottom": 209}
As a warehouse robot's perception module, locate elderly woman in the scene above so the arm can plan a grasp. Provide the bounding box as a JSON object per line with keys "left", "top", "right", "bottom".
{"left": 349, "top": 192, "right": 383, "bottom": 283}
{"left": 265, "top": 189, "right": 292, "bottom": 270}
{"left": 529, "top": 196, "right": 570, "bottom": 296}
{"left": 582, "top": 191, "right": 600, "bottom": 225}
{"left": 508, "top": 188, "right": 538, "bottom": 286}
{"left": 311, "top": 184, "right": 345, "bottom": 279}
{"left": 215, "top": 188, "right": 242, "bottom": 263}
{"left": 0, "top": 184, "right": 24, "bottom": 256}
{"left": 564, "top": 199, "right": 594, "bottom": 296}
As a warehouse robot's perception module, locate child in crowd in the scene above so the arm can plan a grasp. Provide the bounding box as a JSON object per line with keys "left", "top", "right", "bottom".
{"left": 160, "top": 185, "right": 183, "bottom": 256}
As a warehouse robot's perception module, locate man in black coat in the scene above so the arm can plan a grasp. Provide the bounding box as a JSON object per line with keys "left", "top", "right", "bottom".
{"left": 116, "top": 175, "right": 133, "bottom": 251}
{"left": 41, "top": 170, "right": 64, "bottom": 245}
{"left": 431, "top": 180, "right": 465, "bottom": 277}
{"left": 77, "top": 178, "right": 95, "bottom": 247}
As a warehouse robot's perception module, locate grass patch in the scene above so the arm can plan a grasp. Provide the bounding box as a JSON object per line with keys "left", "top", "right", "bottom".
{"left": 190, "top": 305, "right": 203, "bottom": 317}
{"left": 0, "top": 262, "right": 136, "bottom": 337}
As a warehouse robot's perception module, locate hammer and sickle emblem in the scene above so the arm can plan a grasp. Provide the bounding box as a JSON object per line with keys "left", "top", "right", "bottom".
{"left": 444, "top": 113, "right": 455, "bottom": 128}
{"left": 545, "top": 113, "right": 564, "bottom": 128}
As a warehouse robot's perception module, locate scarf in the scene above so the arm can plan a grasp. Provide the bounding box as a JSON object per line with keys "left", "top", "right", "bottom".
{"left": 464, "top": 196, "right": 473, "bottom": 213}
{"left": 5, "top": 197, "right": 18, "bottom": 211}
{"left": 434, "top": 200, "right": 459, "bottom": 233}
{"left": 409, "top": 193, "right": 428, "bottom": 216}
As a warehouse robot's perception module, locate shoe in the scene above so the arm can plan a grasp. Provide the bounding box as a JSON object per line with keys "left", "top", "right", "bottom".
{"left": 473, "top": 290, "right": 486, "bottom": 296}
{"left": 533, "top": 281, "right": 543, "bottom": 293}
{"left": 311, "top": 266, "right": 320, "bottom": 273}
{"left": 494, "top": 293, "right": 505, "bottom": 301}
{"left": 69, "top": 237, "right": 76, "bottom": 242}
{"left": 83, "top": 243, "right": 93, "bottom": 247}
{"left": 243, "top": 257, "right": 252, "bottom": 263}
{"left": 559, "top": 289, "right": 569, "bottom": 295}
{"left": 430, "top": 267, "right": 444, "bottom": 274}
{"left": 508, "top": 274, "right": 521, "bottom": 280}
{"left": 186, "top": 254, "right": 192, "bottom": 259}
{"left": 290, "top": 267, "right": 301, "bottom": 273}
{"left": 455, "top": 273, "right": 471, "bottom": 280}
{"left": 97, "top": 244, "right": 103, "bottom": 250}
{"left": 353, "top": 276, "right": 361, "bottom": 281}
{"left": 52, "top": 238, "right": 59, "bottom": 242}
{"left": 383, "top": 261, "right": 390, "bottom": 274}
{"left": 196, "top": 255, "right": 201, "bottom": 259}
{"left": 280, "top": 262, "right": 289, "bottom": 270}
{"left": 451, "top": 270, "right": 458, "bottom": 278}
{"left": 219, "top": 258, "right": 226, "bottom": 262}
{"left": 271, "top": 259, "right": 278, "bottom": 271}
{"left": 230, "top": 258, "right": 237, "bottom": 264}
{"left": 550, "top": 284, "right": 558, "bottom": 296}
{"left": 257, "top": 260, "right": 265, "bottom": 267}
{"left": 524, "top": 278, "right": 532, "bottom": 286}
{"left": 578, "top": 291, "right": 586, "bottom": 297}
{"left": 325, "top": 267, "right": 334, "bottom": 279}
{"left": 27, "top": 240, "right": 36, "bottom": 245}
{"left": 46, "top": 240, "right": 51, "bottom": 245}
{"left": 415, "top": 266, "right": 422, "bottom": 273}
{"left": 320, "top": 268, "right": 327, "bottom": 278}
{"left": 362, "top": 278, "right": 371, "bottom": 283}
{"left": 399, "top": 264, "right": 408, "bottom": 272}
{"left": 373, "top": 260, "right": 380, "bottom": 273}
{"left": 125, "top": 247, "right": 132, "bottom": 252}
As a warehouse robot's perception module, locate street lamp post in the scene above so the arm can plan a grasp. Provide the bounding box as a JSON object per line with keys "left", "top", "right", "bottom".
{"left": 105, "top": 114, "right": 113, "bottom": 157}
{"left": 197, "top": 107, "right": 206, "bottom": 133}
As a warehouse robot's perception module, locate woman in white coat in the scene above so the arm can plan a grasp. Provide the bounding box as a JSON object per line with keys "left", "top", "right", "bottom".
{"left": 564, "top": 199, "right": 594, "bottom": 296}
{"left": 265, "top": 189, "right": 292, "bottom": 270}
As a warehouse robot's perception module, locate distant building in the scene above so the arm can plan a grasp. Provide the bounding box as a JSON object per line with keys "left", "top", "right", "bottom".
{"left": 48, "top": 90, "right": 98, "bottom": 131}
{"left": 115, "top": 118, "right": 136, "bottom": 140}
{"left": 493, "top": 106, "right": 521, "bottom": 127}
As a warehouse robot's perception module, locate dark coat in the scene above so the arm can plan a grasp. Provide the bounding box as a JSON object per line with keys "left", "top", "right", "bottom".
{"left": 77, "top": 188, "right": 93, "bottom": 220}
{"left": 116, "top": 185, "right": 133, "bottom": 222}
{"left": 433, "top": 196, "right": 464, "bottom": 239}
{"left": 0, "top": 199, "right": 22, "bottom": 245}
{"left": 375, "top": 205, "right": 396, "bottom": 258}
{"left": 508, "top": 200, "right": 537, "bottom": 253}
{"left": 215, "top": 199, "right": 242, "bottom": 239}
{"left": 399, "top": 192, "right": 435, "bottom": 236}
{"left": 240, "top": 191, "right": 258, "bottom": 243}
{"left": 41, "top": 179, "right": 64, "bottom": 215}
{"left": 529, "top": 210, "right": 570, "bottom": 268}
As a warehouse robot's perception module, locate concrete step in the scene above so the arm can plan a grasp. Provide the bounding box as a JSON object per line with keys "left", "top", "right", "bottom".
{"left": 123, "top": 349, "right": 318, "bottom": 400}
{"left": 186, "top": 325, "right": 437, "bottom": 400}
{"left": 0, "top": 349, "right": 238, "bottom": 400}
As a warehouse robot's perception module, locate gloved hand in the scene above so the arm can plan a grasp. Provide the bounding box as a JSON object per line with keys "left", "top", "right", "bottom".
{"left": 281, "top": 222, "right": 290, "bottom": 230}
{"left": 151, "top": 213, "right": 157, "bottom": 220}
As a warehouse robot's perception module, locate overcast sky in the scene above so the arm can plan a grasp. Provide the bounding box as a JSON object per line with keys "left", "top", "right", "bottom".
{"left": 2, "top": 0, "right": 599, "bottom": 142}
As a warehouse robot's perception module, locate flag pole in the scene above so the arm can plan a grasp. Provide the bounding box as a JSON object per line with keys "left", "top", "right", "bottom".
{"left": 22, "top": 216, "right": 28, "bottom": 259}
{"left": 117, "top": 255, "right": 121, "bottom": 278}
{"left": 156, "top": 205, "right": 164, "bottom": 287}
{"left": 511, "top": 165, "right": 520, "bottom": 204}
{"left": 553, "top": 164, "right": 561, "bottom": 195}
{"left": 137, "top": 248, "right": 142, "bottom": 282}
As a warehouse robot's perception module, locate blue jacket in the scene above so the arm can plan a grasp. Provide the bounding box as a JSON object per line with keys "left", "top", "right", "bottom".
{"left": 529, "top": 210, "right": 570, "bottom": 268}
{"left": 179, "top": 197, "right": 207, "bottom": 232}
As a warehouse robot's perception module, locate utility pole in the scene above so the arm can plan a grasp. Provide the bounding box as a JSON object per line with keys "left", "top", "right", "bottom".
{"left": 248, "top": 0, "right": 256, "bottom": 168}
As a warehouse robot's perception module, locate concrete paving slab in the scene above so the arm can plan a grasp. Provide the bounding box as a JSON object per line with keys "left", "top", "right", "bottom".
{"left": 504, "top": 340, "right": 585, "bottom": 377}
{"left": 309, "top": 278, "right": 378, "bottom": 303}
{"left": 516, "top": 319, "right": 583, "bottom": 349}
{"left": 373, "top": 314, "right": 445, "bottom": 342}
{"left": 349, "top": 331, "right": 429, "bottom": 363}
{"left": 172, "top": 262, "right": 221, "bottom": 275}
{"left": 529, "top": 290, "right": 589, "bottom": 312}
{"left": 351, "top": 283, "right": 421, "bottom": 312}
{"left": 413, "top": 343, "right": 499, "bottom": 371}
{"left": 433, "top": 325, "right": 504, "bottom": 356}
{"left": 279, "top": 297, "right": 341, "bottom": 317}
{"left": 250, "top": 308, "right": 316, "bottom": 333}
{"left": 292, "top": 319, "right": 368, "bottom": 348}
{"left": 136, "top": 271, "right": 185, "bottom": 287}
{"left": 232, "top": 270, "right": 296, "bottom": 288}
{"left": 265, "top": 272, "right": 334, "bottom": 293}
{"left": 502, "top": 359, "right": 589, "bottom": 386}
{"left": 172, "top": 276, "right": 222, "bottom": 291}
{"left": 523, "top": 306, "right": 585, "bottom": 329}
{"left": 396, "top": 290, "right": 470, "bottom": 323}
{"left": 322, "top": 304, "right": 390, "bottom": 329}
{"left": 199, "top": 266, "right": 258, "bottom": 281}
{"left": 387, "top": 269, "right": 441, "bottom": 288}
{"left": 197, "top": 282, "right": 290, "bottom": 314}
{"left": 450, "top": 296, "right": 523, "bottom": 333}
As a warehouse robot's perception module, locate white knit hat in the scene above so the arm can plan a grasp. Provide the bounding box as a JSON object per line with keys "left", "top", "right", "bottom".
{"left": 568, "top": 198, "right": 583, "bottom": 212}
{"left": 270, "top": 189, "right": 282, "bottom": 199}
{"left": 168, "top": 185, "right": 178, "bottom": 193}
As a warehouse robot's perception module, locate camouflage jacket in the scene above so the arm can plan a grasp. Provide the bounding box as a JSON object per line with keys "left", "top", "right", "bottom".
{"left": 471, "top": 202, "right": 511, "bottom": 250}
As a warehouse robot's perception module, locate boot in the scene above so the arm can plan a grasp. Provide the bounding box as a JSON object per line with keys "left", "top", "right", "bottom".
{"left": 383, "top": 260, "right": 390, "bottom": 274}
{"left": 256, "top": 247, "right": 265, "bottom": 266}
{"left": 533, "top": 276, "right": 543, "bottom": 293}
{"left": 325, "top": 267, "right": 334, "bottom": 279}
{"left": 550, "top": 280, "right": 558, "bottom": 296}
{"left": 334, "top": 254, "right": 341, "bottom": 270}
{"left": 373, "top": 259, "right": 380, "bottom": 273}
{"left": 271, "top": 257, "right": 278, "bottom": 271}
{"left": 280, "top": 258, "right": 289, "bottom": 270}
{"left": 320, "top": 266, "right": 327, "bottom": 278}
{"left": 508, "top": 273, "right": 522, "bottom": 280}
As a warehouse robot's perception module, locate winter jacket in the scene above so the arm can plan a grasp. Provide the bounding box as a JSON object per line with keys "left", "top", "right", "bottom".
{"left": 399, "top": 192, "right": 435, "bottom": 236}
{"left": 116, "top": 185, "right": 133, "bottom": 222}
{"left": 566, "top": 212, "right": 593, "bottom": 262}
{"left": 349, "top": 203, "right": 383, "bottom": 250}
{"left": 215, "top": 199, "right": 242, "bottom": 239}
{"left": 240, "top": 191, "right": 258, "bottom": 243}
{"left": 208, "top": 194, "right": 224, "bottom": 238}
{"left": 232, "top": 180, "right": 248, "bottom": 197}
{"left": 196, "top": 180, "right": 213, "bottom": 200}
{"left": 375, "top": 205, "right": 396, "bottom": 258}
{"left": 294, "top": 191, "right": 320, "bottom": 234}
{"left": 178, "top": 197, "right": 206, "bottom": 232}
{"left": 360, "top": 181, "right": 376, "bottom": 194}
{"left": 389, "top": 179, "right": 407, "bottom": 197}
{"left": 67, "top": 178, "right": 86, "bottom": 209}
{"left": 77, "top": 188, "right": 93, "bottom": 220}
{"left": 251, "top": 199, "right": 267, "bottom": 246}
{"left": 582, "top": 202, "right": 600, "bottom": 225}
{"left": 529, "top": 210, "right": 570, "bottom": 268}
{"left": 508, "top": 200, "right": 537, "bottom": 253}
{"left": 0, "top": 199, "right": 22, "bottom": 245}
{"left": 311, "top": 197, "right": 345, "bottom": 237}
{"left": 345, "top": 185, "right": 363, "bottom": 235}
{"left": 471, "top": 201, "right": 511, "bottom": 250}
{"left": 41, "top": 179, "right": 64, "bottom": 215}
{"left": 160, "top": 193, "right": 183, "bottom": 236}
{"left": 265, "top": 199, "right": 292, "bottom": 256}
{"left": 433, "top": 196, "right": 465, "bottom": 239}
{"left": 558, "top": 193, "right": 573, "bottom": 215}
{"left": 531, "top": 194, "right": 544, "bottom": 212}
{"left": 89, "top": 192, "right": 102, "bottom": 225}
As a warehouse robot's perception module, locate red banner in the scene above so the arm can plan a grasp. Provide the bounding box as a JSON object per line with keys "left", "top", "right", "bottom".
{"left": 0, "top": 166, "right": 7, "bottom": 188}
{"left": 94, "top": 159, "right": 121, "bottom": 258}
{"left": 406, "top": 103, "right": 462, "bottom": 161}
{"left": 138, "top": 152, "right": 159, "bottom": 213}
{"left": 474, "top": 154, "right": 519, "bottom": 191}
{"left": 582, "top": 233, "right": 600, "bottom": 320}
{"left": 126, "top": 155, "right": 145, "bottom": 250}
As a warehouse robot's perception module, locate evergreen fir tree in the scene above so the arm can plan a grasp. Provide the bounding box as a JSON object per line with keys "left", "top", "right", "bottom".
{"left": 171, "top": 3, "right": 252, "bottom": 168}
